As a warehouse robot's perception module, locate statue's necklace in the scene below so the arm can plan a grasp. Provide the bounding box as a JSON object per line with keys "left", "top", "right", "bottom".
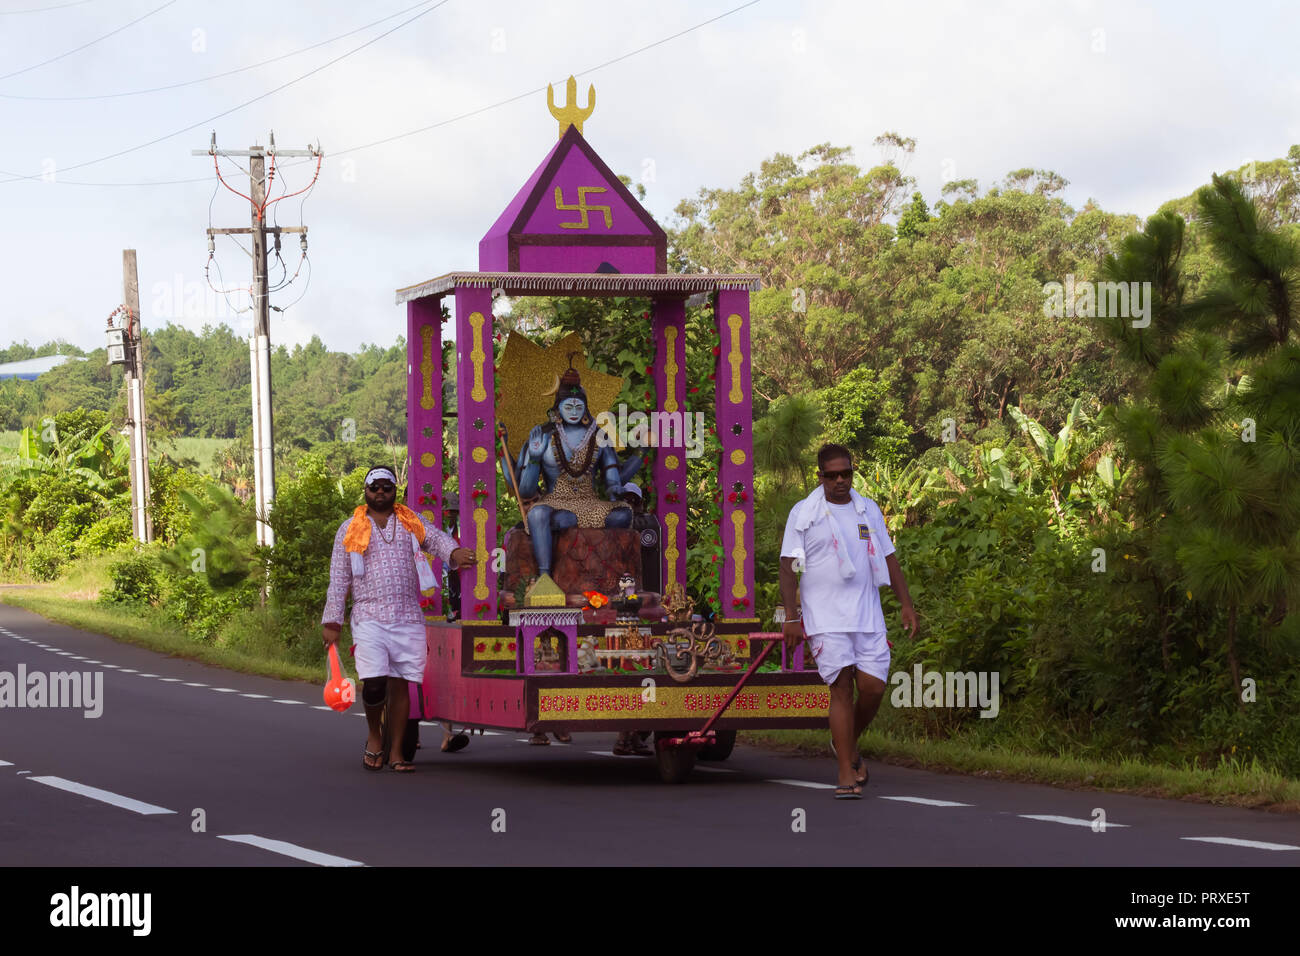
{"left": 553, "top": 426, "right": 595, "bottom": 478}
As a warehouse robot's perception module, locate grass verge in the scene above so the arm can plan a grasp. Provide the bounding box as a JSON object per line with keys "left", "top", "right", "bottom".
{"left": 741, "top": 727, "right": 1300, "bottom": 812}
{"left": 0, "top": 585, "right": 326, "bottom": 684}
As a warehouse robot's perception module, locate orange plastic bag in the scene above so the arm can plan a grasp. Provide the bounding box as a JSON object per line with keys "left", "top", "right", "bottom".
{"left": 324, "top": 643, "right": 356, "bottom": 712}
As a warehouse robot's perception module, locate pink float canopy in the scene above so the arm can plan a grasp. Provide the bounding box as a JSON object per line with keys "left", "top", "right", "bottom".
{"left": 478, "top": 125, "right": 667, "bottom": 274}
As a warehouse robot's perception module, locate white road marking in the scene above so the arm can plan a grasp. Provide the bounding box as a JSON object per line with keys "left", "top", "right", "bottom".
{"left": 54, "top": 651, "right": 73, "bottom": 656}
{"left": 158, "top": 677, "right": 182, "bottom": 682}
{"left": 211, "top": 688, "right": 238, "bottom": 693}
{"left": 880, "top": 796, "right": 973, "bottom": 807}
{"left": 29, "top": 776, "right": 176, "bottom": 816}
{"left": 0, "top": 760, "right": 11, "bottom": 767}
{"left": 183, "top": 682, "right": 207, "bottom": 687}
{"left": 1019, "top": 814, "right": 1130, "bottom": 828}
{"left": 1181, "top": 836, "right": 1300, "bottom": 851}
{"left": 100, "top": 664, "right": 119, "bottom": 669}
{"left": 695, "top": 765, "right": 737, "bottom": 774}
{"left": 311, "top": 706, "right": 334, "bottom": 711}
{"left": 138, "top": 674, "right": 158, "bottom": 678}
{"left": 588, "top": 750, "right": 617, "bottom": 757}
{"left": 66, "top": 656, "right": 86, "bottom": 661}
{"left": 217, "top": 834, "right": 364, "bottom": 867}
{"left": 83, "top": 660, "right": 102, "bottom": 664}
{"left": 118, "top": 669, "right": 136, "bottom": 673}
{"left": 273, "top": 699, "right": 304, "bottom": 705}
{"left": 17, "top": 771, "right": 30, "bottom": 775}
{"left": 768, "top": 779, "right": 837, "bottom": 790}
{"left": 240, "top": 694, "right": 269, "bottom": 699}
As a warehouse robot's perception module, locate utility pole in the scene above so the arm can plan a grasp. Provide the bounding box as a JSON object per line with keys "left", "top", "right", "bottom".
{"left": 193, "top": 132, "right": 321, "bottom": 550}
{"left": 109, "top": 250, "right": 154, "bottom": 544}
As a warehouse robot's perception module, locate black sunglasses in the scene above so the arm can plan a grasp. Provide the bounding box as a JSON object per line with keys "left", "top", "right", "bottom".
{"left": 819, "top": 468, "right": 852, "bottom": 481}
{"left": 367, "top": 482, "right": 396, "bottom": 493}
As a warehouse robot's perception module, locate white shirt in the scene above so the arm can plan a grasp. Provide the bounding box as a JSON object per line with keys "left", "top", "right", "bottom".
{"left": 780, "top": 491, "right": 895, "bottom": 636}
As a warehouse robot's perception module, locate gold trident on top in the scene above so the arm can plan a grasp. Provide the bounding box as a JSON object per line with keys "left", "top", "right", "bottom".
{"left": 547, "top": 75, "right": 595, "bottom": 138}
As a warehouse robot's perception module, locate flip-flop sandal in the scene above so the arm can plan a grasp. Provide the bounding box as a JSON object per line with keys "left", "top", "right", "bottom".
{"left": 833, "top": 784, "right": 863, "bottom": 800}
{"left": 441, "top": 733, "right": 470, "bottom": 753}
{"left": 553, "top": 732, "right": 573, "bottom": 743}
{"left": 388, "top": 760, "right": 416, "bottom": 773}
{"left": 853, "top": 756, "right": 868, "bottom": 786}
{"left": 362, "top": 748, "right": 385, "bottom": 771}
{"left": 529, "top": 734, "right": 551, "bottom": 746}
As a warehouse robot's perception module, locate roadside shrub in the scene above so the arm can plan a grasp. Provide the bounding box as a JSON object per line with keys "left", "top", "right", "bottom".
{"left": 80, "top": 509, "right": 133, "bottom": 556}
{"left": 101, "top": 554, "right": 160, "bottom": 605}
{"left": 27, "top": 544, "right": 66, "bottom": 581}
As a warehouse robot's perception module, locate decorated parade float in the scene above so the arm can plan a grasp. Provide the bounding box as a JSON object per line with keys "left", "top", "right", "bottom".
{"left": 393, "top": 81, "right": 828, "bottom": 781}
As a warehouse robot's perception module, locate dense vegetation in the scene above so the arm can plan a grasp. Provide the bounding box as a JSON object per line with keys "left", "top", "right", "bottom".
{"left": 4, "top": 138, "right": 1299, "bottom": 775}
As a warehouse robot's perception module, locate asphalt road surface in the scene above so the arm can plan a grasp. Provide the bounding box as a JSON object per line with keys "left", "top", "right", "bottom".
{"left": 2, "top": 603, "right": 1298, "bottom": 867}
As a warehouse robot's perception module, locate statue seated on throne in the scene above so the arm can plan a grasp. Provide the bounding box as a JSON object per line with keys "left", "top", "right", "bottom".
{"left": 501, "top": 356, "right": 654, "bottom": 610}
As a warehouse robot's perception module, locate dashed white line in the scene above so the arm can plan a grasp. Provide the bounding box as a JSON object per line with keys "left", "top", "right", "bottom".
{"left": 138, "top": 674, "right": 158, "bottom": 678}
{"left": 1181, "top": 836, "right": 1300, "bottom": 851}
{"left": 29, "top": 776, "right": 176, "bottom": 816}
{"left": 216, "top": 834, "right": 364, "bottom": 867}
{"left": 695, "top": 765, "right": 737, "bottom": 774}
{"left": 240, "top": 694, "right": 269, "bottom": 699}
{"left": 100, "top": 664, "right": 119, "bottom": 669}
{"left": 881, "top": 796, "right": 973, "bottom": 807}
{"left": 0, "top": 760, "right": 12, "bottom": 767}
{"left": 83, "top": 660, "right": 102, "bottom": 664}
{"left": 211, "top": 688, "right": 238, "bottom": 693}
{"left": 118, "top": 668, "right": 137, "bottom": 673}
{"left": 311, "top": 705, "right": 334, "bottom": 711}
{"left": 768, "top": 779, "right": 837, "bottom": 790}
{"left": 183, "top": 682, "right": 207, "bottom": 687}
{"left": 273, "top": 699, "right": 304, "bottom": 705}
{"left": 158, "top": 678, "right": 182, "bottom": 682}
{"left": 1019, "top": 814, "right": 1130, "bottom": 828}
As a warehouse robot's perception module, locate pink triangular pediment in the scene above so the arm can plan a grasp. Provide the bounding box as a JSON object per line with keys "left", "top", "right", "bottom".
{"left": 479, "top": 125, "right": 665, "bottom": 271}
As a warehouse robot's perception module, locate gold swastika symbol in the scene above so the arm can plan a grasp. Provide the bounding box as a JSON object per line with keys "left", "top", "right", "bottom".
{"left": 554, "top": 186, "right": 612, "bottom": 229}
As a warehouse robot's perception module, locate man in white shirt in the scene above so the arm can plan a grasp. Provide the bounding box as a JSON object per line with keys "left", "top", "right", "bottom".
{"left": 779, "top": 444, "right": 918, "bottom": 799}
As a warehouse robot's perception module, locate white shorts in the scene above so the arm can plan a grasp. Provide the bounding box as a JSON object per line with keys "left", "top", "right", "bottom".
{"left": 807, "top": 630, "right": 890, "bottom": 685}
{"left": 350, "top": 619, "right": 426, "bottom": 683}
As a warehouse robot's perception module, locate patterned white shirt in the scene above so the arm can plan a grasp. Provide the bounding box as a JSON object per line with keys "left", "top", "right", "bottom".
{"left": 322, "top": 513, "right": 459, "bottom": 627}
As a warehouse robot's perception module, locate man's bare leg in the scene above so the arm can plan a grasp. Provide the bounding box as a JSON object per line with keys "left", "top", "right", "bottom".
{"left": 363, "top": 688, "right": 385, "bottom": 769}
{"left": 852, "top": 670, "right": 886, "bottom": 739}
{"left": 850, "top": 670, "right": 886, "bottom": 784}
{"left": 386, "top": 677, "right": 410, "bottom": 766}
{"left": 829, "top": 667, "right": 858, "bottom": 788}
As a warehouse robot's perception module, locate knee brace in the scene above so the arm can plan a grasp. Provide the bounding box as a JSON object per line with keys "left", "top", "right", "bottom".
{"left": 362, "top": 677, "right": 387, "bottom": 708}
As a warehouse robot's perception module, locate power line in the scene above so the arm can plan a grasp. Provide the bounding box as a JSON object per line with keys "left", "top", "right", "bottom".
{"left": 0, "top": 0, "right": 450, "bottom": 185}
{"left": 0, "top": 0, "right": 763, "bottom": 188}
{"left": 331, "top": 0, "right": 763, "bottom": 159}
{"left": 0, "top": 0, "right": 177, "bottom": 82}
{"left": 0, "top": 0, "right": 439, "bottom": 101}
{"left": 0, "top": 0, "right": 102, "bottom": 14}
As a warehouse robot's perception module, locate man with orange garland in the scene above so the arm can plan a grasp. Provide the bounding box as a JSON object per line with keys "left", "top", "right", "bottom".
{"left": 322, "top": 467, "right": 478, "bottom": 772}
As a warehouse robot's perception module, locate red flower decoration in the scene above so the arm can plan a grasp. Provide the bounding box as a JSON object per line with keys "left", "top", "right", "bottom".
{"left": 737, "top": 639, "right": 748, "bottom": 650}
{"left": 493, "top": 641, "right": 502, "bottom": 652}
{"left": 508, "top": 642, "right": 517, "bottom": 652}
{"left": 689, "top": 387, "right": 699, "bottom": 393}
{"left": 708, "top": 373, "right": 715, "bottom": 380}
{"left": 644, "top": 390, "right": 652, "bottom": 400}
{"left": 728, "top": 492, "right": 738, "bottom": 503}
{"left": 418, "top": 495, "right": 427, "bottom": 505}
{"left": 711, "top": 346, "right": 720, "bottom": 356}
{"left": 645, "top": 365, "right": 654, "bottom": 375}
{"left": 475, "top": 642, "right": 487, "bottom": 653}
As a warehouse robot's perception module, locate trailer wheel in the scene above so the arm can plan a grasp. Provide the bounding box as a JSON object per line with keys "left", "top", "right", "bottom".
{"left": 654, "top": 732, "right": 696, "bottom": 784}
{"left": 698, "top": 729, "right": 737, "bottom": 762}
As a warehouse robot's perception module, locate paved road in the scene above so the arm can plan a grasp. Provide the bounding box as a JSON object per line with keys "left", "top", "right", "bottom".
{"left": 2, "top": 603, "right": 1298, "bottom": 867}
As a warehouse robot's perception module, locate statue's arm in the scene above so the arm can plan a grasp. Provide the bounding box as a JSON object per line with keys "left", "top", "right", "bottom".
{"left": 597, "top": 445, "right": 623, "bottom": 499}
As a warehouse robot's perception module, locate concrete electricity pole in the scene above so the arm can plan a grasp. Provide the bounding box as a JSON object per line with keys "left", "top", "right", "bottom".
{"left": 118, "top": 250, "right": 153, "bottom": 544}
{"left": 193, "top": 133, "right": 320, "bottom": 549}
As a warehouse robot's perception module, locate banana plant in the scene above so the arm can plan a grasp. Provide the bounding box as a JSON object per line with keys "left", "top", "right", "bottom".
{"left": 1007, "top": 398, "right": 1101, "bottom": 528}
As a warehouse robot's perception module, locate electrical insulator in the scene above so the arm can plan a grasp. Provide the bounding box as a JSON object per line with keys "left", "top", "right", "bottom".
{"left": 207, "top": 235, "right": 215, "bottom": 254}
{"left": 300, "top": 234, "right": 308, "bottom": 253}
{"left": 274, "top": 232, "right": 281, "bottom": 254}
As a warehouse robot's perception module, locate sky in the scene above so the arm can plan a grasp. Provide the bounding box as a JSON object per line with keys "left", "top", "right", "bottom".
{"left": 1, "top": 0, "right": 1298, "bottom": 355}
